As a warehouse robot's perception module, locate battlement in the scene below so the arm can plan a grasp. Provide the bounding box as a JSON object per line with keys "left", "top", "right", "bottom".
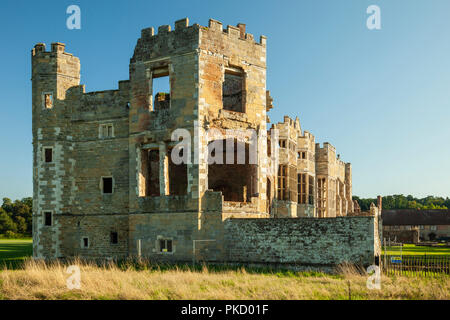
{"left": 279, "top": 115, "right": 301, "bottom": 130}
{"left": 137, "top": 17, "right": 266, "bottom": 47}
{"left": 315, "top": 142, "right": 337, "bottom": 156}
{"left": 32, "top": 42, "right": 72, "bottom": 57}
{"left": 140, "top": 17, "right": 197, "bottom": 39}
{"left": 301, "top": 130, "right": 315, "bottom": 140}
{"left": 206, "top": 18, "right": 266, "bottom": 46}
{"left": 316, "top": 142, "right": 335, "bottom": 150}
{"left": 66, "top": 80, "right": 130, "bottom": 101}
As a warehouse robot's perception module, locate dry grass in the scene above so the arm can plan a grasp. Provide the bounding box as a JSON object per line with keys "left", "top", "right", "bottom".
{"left": 0, "top": 259, "right": 448, "bottom": 300}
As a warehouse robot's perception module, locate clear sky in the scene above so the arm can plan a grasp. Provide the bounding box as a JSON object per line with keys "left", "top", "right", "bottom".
{"left": 1, "top": 0, "right": 449, "bottom": 200}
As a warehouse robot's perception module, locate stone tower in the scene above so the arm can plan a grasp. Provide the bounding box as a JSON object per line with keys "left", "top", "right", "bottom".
{"left": 31, "top": 43, "right": 80, "bottom": 258}
{"left": 128, "top": 18, "right": 269, "bottom": 260}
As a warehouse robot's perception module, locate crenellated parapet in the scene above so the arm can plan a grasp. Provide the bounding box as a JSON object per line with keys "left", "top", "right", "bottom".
{"left": 131, "top": 18, "right": 200, "bottom": 63}
{"left": 206, "top": 18, "right": 266, "bottom": 46}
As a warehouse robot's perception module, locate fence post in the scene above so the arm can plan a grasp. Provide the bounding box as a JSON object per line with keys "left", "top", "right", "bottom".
{"left": 137, "top": 239, "right": 142, "bottom": 259}
{"left": 424, "top": 253, "right": 427, "bottom": 276}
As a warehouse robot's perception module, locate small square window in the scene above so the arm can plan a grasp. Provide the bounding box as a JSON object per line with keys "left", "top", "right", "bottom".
{"left": 82, "top": 237, "right": 89, "bottom": 248}
{"left": 44, "top": 148, "right": 53, "bottom": 163}
{"left": 44, "top": 211, "right": 52, "bottom": 226}
{"left": 159, "top": 239, "right": 173, "bottom": 253}
{"left": 102, "top": 177, "right": 113, "bottom": 194}
{"left": 110, "top": 232, "right": 118, "bottom": 244}
{"left": 100, "top": 124, "right": 114, "bottom": 138}
{"left": 43, "top": 93, "right": 53, "bottom": 109}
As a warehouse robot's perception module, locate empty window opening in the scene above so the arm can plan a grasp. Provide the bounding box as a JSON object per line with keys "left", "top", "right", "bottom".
{"left": 100, "top": 124, "right": 114, "bottom": 138}
{"left": 82, "top": 237, "right": 89, "bottom": 248}
{"left": 110, "top": 232, "right": 118, "bottom": 244}
{"left": 141, "top": 149, "right": 160, "bottom": 197}
{"left": 102, "top": 177, "right": 113, "bottom": 194}
{"left": 152, "top": 67, "right": 170, "bottom": 111}
{"left": 168, "top": 147, "right": 188, "bottom": 196}
{"left": 44, "top": 211, "right": 52, "bottom": 226}
{"left": 44, "top": 148, "right": 53, "bottom": 163}
{"left": 223, "top": 69, "right": 244, "bottom": 113}
{"left": 298, "top": 173, "right": 307, "bottom": 204}
{"left": 208, "top": 139, "right": 257, "bottom": 202}
{"left": 277, "top": 165, "right": 288, "bottom": 200}
{"left": 279, "top": 139, "right": 286, "bottom": 148}
{"left": 159, "top": 239, "right": 173, "bottom": 253}
{"left": 43, "top": 93, "right": 53, "bottom": 109}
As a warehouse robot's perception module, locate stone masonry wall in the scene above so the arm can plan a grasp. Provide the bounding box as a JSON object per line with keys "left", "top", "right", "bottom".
{"left": 224, "top": 217, "right": 379, "bottom": 267}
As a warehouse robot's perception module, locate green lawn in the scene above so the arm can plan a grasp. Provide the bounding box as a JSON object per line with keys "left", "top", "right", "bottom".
{"left": 0, "top": 239, "right": 33, "bottom": 268}
{"left": 383, "top": 244, "right": 450, "bottom": 256}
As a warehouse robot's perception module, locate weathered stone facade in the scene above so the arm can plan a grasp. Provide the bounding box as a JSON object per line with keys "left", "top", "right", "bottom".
{"left": 32, "top": 18, "right": 379, "bottom": 268}
{"left": 268, "top": 116, "right": 353, "bottom": 218}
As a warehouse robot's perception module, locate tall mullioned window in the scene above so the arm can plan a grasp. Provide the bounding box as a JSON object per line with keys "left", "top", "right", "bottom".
{"left": 277, "top": 165, "right": 288, "bottom": 200}
{"left": 317, "top": 178, "right": 326, "bottom": 217}
{"left": 298, "top": 173, "right": 306, "bottom": 204}
{"left": 308, "top": 175, "right": 314, "bottom": 205}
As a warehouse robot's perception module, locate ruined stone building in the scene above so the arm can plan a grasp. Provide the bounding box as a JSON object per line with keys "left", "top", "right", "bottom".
{"left": 269, "top": 116, "right": 353, "bottom": 219}
{"left": 32, "top": 18, "right": 379, "bottom": 268}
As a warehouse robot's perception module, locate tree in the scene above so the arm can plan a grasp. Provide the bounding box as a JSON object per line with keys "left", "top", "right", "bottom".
{"left": 354, "top": 194, "right": 449, "bottom": 211}
{"left": 15, "top": 216, "right": 27, "bottom": 234}
{"left": 0, "top": 197, "right": 32, "bottom": 236}
{"left": 0, "top": 211, "right": 17, "bottom": 234}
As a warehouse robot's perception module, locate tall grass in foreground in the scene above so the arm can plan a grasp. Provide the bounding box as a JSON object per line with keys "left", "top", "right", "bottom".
{"left": 0, "top": 258, "right": 448, "bottom": 300}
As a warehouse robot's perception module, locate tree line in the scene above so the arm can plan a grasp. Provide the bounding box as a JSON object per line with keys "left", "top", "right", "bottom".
{"left": 353, "top": 195, "right": 450, "bottom": 212}
{"left": 0, "top": 197, "right": 32, "bottom": 238}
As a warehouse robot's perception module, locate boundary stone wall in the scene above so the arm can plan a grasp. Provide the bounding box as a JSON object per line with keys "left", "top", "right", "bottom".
{"left": 224, "top": 216, "right": 379, "bottom": 267}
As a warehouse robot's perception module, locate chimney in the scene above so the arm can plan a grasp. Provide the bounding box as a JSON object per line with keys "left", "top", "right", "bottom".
{"left": 237, "top": 23, "right": 246, "bottom": 39}
{"left": 377, "top": 196, "right": 382, "bottom": 211}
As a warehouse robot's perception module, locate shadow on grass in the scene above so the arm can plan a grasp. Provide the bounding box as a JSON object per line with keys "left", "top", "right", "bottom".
{"left": 0, "top": 240, "right": 347, "bottom": 279}
{"left": 0, "top": 241, "right": 33, "bottom": 270}
{"left": 3, "top": 255, "right": 345, "bottom": 279}
{"left": 97, "top": 258, "right": 344, "bottom": 279}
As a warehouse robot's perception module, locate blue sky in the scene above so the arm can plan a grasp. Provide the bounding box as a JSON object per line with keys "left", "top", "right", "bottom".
{"left": 1, "top": 0, "right": 449, "bottom": 200}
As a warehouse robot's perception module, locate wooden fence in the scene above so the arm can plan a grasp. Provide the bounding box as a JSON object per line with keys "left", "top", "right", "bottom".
{"left": 383, "top": 255, "right": 450, "bottom": 276}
